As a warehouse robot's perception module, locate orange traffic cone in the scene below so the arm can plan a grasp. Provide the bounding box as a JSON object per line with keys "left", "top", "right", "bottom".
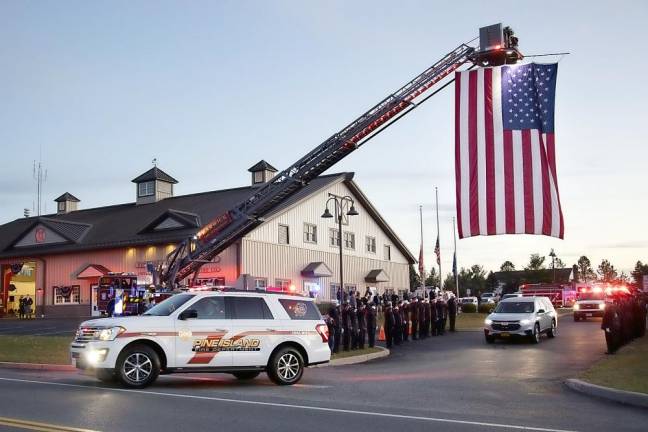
{"left": 378, "top": 325, "right": 386, "bottom": 341}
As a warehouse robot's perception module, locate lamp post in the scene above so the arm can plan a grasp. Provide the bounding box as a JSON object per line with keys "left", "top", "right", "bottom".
{"left": 549, "top": 249, "right": 557, "bottom": 283}
{"left": 322, "top": 194, "right": 359, "bottom": 303}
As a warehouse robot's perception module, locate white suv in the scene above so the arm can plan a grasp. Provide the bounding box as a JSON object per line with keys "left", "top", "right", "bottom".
{"left": 70, "top": 291, "right": 331, "bottom": 388}
{"left": 483, "top": 296, "right": 557, "bottom": 344}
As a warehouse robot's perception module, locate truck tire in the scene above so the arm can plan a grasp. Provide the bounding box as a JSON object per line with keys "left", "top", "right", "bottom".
{"left": 232, "top": 371, "right": 261, "bottom": 380}
{"left": 267, "top": 347, "right": 304, "bottom": 386}
{"left": 116, "top": 344, "right": 160, "bottom": 389}
{"left": 547, "top": 320, "right": 557, "bottom": 338}
{"left": 530, "top": 323, "right": 541, "bottom": 344}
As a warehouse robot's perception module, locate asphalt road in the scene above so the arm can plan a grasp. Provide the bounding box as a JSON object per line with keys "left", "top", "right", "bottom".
{"left": 0, "top": 318, "right": 85, "bottom": 336}
{"left": 0, "top": 318, "right": 647, "bottom": 432}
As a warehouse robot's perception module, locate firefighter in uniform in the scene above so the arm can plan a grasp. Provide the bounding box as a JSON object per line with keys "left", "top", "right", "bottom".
{"left": 367, "top": 300, "right": 377, "bottom": 348}
{"left": 393, "top": 302, "right": 402, "bottom": 345}
{"left": 448, "top": 294, "right": 458, "bottom": 332}
{"left": 408, "top": 297, "right": 417, "bottom": 340}
{"left": 435, "top": 296, "right": 445, "bottom": 335}
{"left": 601, "top": 296, "right": 623, "bottom": 354}
{"left": 350, "top": 303, "right": 359, "bottom": 350}
{"left": 327, "top": 300, "right": 341, "bottom": 354}
{"left": 357, "top": 300, "right": 367, "bottom": 349}
{"left": 422, "top": 297, "right": 431, "bottom": 338}
{"left": 341, "top": 301, "right": 352, "bottom": 351}
{"left": 384, "top": 301, "right": 394, "bottom": 348}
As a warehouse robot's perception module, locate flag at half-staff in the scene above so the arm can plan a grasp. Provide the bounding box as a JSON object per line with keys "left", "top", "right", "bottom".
{"left": 454, "top": 63, "right": 564, "bottom": 239}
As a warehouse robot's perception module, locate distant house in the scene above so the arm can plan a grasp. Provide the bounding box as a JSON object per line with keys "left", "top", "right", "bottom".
{"left": 493, "top": 268, "right": 574, "bottom": 293}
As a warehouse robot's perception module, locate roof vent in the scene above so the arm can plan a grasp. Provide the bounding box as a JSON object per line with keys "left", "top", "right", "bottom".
{"left": 248, "top": 160, "right": 277, "bottom": 186}
{"left": 54, "top": 192, "right": 80, "bottom": 214}
{"left": 131, "top": 166, "right": 178, "bottom": 205}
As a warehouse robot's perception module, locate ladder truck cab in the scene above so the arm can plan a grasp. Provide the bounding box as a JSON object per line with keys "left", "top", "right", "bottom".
{"left": 573, "top": 284, "right": 607, "bottom": 321}
{"left": 97, "top": 273, "right": 148, "bottom": 316}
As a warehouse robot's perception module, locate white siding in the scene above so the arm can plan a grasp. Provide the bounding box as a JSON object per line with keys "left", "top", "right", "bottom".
{"left": 246, "top": 181, "right": 409, "bottom": 264}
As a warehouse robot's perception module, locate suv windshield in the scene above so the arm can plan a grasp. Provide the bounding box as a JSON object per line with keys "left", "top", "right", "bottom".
{"left": 144, "top": 294, "right": 195, "bottom": 316}
{"left": 495, "top": 301, "right": 534, "bottom": 313}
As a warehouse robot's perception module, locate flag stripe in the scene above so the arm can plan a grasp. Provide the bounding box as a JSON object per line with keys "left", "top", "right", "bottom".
{"left": 531, "top": 130, "right": 543, "bottom": 234}
{"left": 454, "top": 72, "right": 463, "bottom": 239}
{"left": 459, "top": 72, "right": 471, "bottom": 238}
{"left": 512, "top": 130, "right": 525, "bottom": 233}
{"left": 522, "top": 129, "right": 534, "bottom": 233}
{"left": 468, "top": 71, "right": 479, "bottom": 236}
{"left": 492, "top": 70, "right": 506, "bottom": 234}
{"left": 539, "top": 134, "right": 552, "bottom": 236}
{"left": 477, "top": 69, "right": 488, "bottom": 235}
{"left": 484, "top": 68, "right": 496, "bottom": 235}
{"left": 503, "top": 130, "right": 515, "bottom": 233}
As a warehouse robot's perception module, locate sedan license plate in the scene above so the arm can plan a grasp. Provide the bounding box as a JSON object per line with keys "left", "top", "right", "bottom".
{"left": 586, "top": 313, "right": 593, "bottom": 317}
{"left": 499, "top": 332, "right": 510, "bottom": 337}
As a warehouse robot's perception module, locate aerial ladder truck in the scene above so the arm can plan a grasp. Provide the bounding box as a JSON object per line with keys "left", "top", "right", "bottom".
{"left": 156, "top": 23, "right": 524, "bottom": 290}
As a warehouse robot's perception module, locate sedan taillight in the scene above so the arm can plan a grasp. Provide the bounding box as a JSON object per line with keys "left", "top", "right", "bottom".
{"left": 315, "top": 324, "right": 329, "bottom": 343}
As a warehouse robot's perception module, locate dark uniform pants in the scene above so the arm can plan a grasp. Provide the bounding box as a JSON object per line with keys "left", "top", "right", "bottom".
{"left": 449, "top": 314, "right": 456, "bottom": 332}
{"left": 332, "top": 328, "right": 341, "bottom": 353}
{"left": 342, "top": 327, "right": 351, "bottom": 351}
{"left": 358, "top": 329, "right": 366, "bottom": 349}
{"left": 385, "top": 329, "right": 393, "bottom": 348}
{"left": 368, "top": 326, "right": 376, "bottom": 347}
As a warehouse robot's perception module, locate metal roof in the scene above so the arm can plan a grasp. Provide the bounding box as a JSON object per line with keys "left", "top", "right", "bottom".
{"left": 247, "top": 160, "right": 277, "bottom": 173}
{"left": 131, "top": 167, "right": 179, "bottom": 184}
{"left": 54, "top": 192, "right": 80, "bottom": 202}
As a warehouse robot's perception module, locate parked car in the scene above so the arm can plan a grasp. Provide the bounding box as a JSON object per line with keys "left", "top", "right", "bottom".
{"left": 71, "top": 290, "right": 331, "bottom": 388}
{"left": 483, "top": 296, "right": 557, "bottom": 344}
{"left": 458, "top": 297, "right": 478, "bottom": 307}
{"left": 501, "top": 292, "right": 523, "bottom": 300}
{"left": 480, "top": 292, "right": 498, "bottom": 304}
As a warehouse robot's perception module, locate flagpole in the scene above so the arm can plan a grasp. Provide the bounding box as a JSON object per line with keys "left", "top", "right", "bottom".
{"left": 419, "top": 205, "right": 425, "bottom": 292}
{"left": 453, "top": 216, "right": 459, "bottom": 299}
{"left": 435, "top": 187, "right": 441, "bottom": 290}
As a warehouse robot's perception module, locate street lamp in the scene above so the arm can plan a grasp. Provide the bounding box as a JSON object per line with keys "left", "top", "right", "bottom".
{"left": 322, "top": 194, "right": 359, "bottom": 303}
{"left": 549, "top": 249, "right": 557, "bottom": 283}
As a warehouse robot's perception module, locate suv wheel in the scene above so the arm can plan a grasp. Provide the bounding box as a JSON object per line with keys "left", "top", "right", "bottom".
{"left": 232, "top": 371, "right": 261, "bottom": 381}
{"left": 573, "top": 315, "right": 580, "bottom": 322}
{"left": 95, "top": 369, "right": 116, "bottom": 383}
{"left": 530, "top": 323, "right": 541, "bottom": 344}
{"left": 268, "top": 347, "right": 304, "bottom": 386}
{"left": 547, "top": 320, "right": 557, "bottom": 338}
{"left": 116, "top": 344, "right": 160, "bottom": 389}
{"left": 485, "top": 334, "right": 495, "bottom": 344}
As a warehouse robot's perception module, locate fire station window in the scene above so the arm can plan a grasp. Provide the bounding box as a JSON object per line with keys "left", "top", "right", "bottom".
{"left": 275, "top": 279, "right": 291, "bottom": 290}
{"left": 329, "top": 228, "right": 340, "bottom": 247}
{"left": 191, "top": 297, "right": 227, "bottom": 319}
{"left": 278, "top": 224, "right": 290, "bottom": 245}
{"left": 253, "top": 171, "right": 264, "bottom": 184}
{"left": 343, "top": 232, "right": 355, "bottom": 250}
{"left": 54, "top": 286, "right": 80, "bottom": 305}
{"left": 138, "top": 181, "right": 155, "bottom": 197}
{"left": 228, "top": 297, "right": 274, "bottom": 319}
{"left": 303, "top": 223, "right": 317, "bottom": 243}
{"left": 57, "top": 202, "right": 65, "bottom": 212}
{"left": 366, "top": 236, "right": 376, "bottom": 253}
{"left": 254, "top": 278, "right": 267, "bottom": 290}
{"left": 384, "top": 244, "right": 391, "bottom": 261}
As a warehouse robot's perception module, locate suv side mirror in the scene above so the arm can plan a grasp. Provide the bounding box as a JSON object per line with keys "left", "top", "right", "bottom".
{"left": 537, "top": 309, "right": 545, "bottom": 314}
{"left": 179, "top": 309, "right": 198, "bottom": 320}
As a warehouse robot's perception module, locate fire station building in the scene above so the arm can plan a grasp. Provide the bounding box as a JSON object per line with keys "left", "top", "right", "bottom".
{"left": 0, "top": 162, "right": 415, "bottom": 318}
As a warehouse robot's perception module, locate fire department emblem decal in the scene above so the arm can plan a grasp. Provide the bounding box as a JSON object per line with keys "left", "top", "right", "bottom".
{"left": 293, "top": 302, "right": 307, "bottom": 317}
{"left": 35, "top": 227, "right": 46, "bottom": 243}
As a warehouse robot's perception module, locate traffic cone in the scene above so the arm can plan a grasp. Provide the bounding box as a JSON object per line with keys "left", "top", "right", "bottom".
{"left": 378, "top": 325, "right": 385, "bottom": 341}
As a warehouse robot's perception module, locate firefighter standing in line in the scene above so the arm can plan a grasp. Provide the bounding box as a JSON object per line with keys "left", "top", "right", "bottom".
{"left": 327, "top": 300, "right": 341, "bottom": 353}
{"left": 393, "top": 302, "right": 403, "bottom": 345}
{"left": 341, "top": 300, "right": 352, "bottom": 351}
{"left": 422, "top": 297, "right": 431, "bottom": 338}
{"left": 409, "top": 297, "right": 419, "bottom": 340}
{"left": 435, "top": 296, "right": 445, "bottom": 335}
{"left": 367, "top": 300, "right": 377, "bottom": 348}
{"left": 448, "top": 294, "right": 458, "bottom": 332}
{"left": 350, "top": 302, "right": 359, "bottom": 350}
{"left": 384, "top": 301, "right": 394, "bottom": 348}
{"left": 430, "top": 295, "right": 438, "bottom": 336}
{"left": 401, "top": 300, "right": 409, "bottom": 342}
{"left": 357, "top": 301, "right": 367, "bottom": 349}
{"left": 602, "top": 293, "right": 623, "bottom": 354}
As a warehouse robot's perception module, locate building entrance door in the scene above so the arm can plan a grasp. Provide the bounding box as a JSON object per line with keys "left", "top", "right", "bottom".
{"left": 90, "top": 284, "right": 101, "bottom": 316}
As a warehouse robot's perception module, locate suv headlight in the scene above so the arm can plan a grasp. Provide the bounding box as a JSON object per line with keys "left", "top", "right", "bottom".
{"left": 598, "top": 303, "right": 606, "bottom": 310}
{"left": 573, "top": 304, "right": 580, "bottom": 311}
{"left": 520, "top": 319, "right": 531, "bottom": 325}
{"left": 484, "top": 319, "right": 493, "bottom": 325}
{"left": 94, "top": 327, "right": 126, "bottom": 341}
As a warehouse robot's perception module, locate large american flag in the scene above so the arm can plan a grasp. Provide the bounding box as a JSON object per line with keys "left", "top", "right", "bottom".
{"left": 454, "top": 63, "right": 564, "bottom": 239}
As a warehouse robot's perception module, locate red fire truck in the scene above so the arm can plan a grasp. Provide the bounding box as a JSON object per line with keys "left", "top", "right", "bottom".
{"left": 519, "top": 283, "right": 577, "bottom": 308}
{"left": 97, "top": 273, "right": 147, "bottom": 316}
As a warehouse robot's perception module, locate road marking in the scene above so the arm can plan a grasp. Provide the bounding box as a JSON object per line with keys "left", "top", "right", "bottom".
{"left": 0, "top": 416, "right": 99, "bottom": 432}
{"left": 0, "top": 376, "right": 577, "bottom": 432}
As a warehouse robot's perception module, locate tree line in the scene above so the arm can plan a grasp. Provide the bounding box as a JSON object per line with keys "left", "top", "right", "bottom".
{"left": 409, "top": 253, "right": 648, "bottom": 299}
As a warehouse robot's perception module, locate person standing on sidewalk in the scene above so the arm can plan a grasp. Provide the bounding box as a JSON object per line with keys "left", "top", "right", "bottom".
{"left": 341, "top": 300, "right": 352, "bottom": 352}
{"left": 327, "top": 300, "right": 341, "bottom": 354}
{"left": 384, "top": 301, "right": 394, "bottom": 349}
{"left": 357, "top": 300, "right": 367, "bottom": 350}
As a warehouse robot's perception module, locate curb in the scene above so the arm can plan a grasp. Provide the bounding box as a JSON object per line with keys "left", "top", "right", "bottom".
{"left": 0, "top": 361, "right": 75, "bottom": 372}
{"left": 314, "top": 346, "right": 390, "bottom": 367}
{"left": 565, "top": 378, "right": 648, "bottom": 409}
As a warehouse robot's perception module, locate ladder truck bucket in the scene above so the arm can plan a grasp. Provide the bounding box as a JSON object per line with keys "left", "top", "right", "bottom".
{"left": 471, "top": 23, "right": 523, "bottom": 66}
